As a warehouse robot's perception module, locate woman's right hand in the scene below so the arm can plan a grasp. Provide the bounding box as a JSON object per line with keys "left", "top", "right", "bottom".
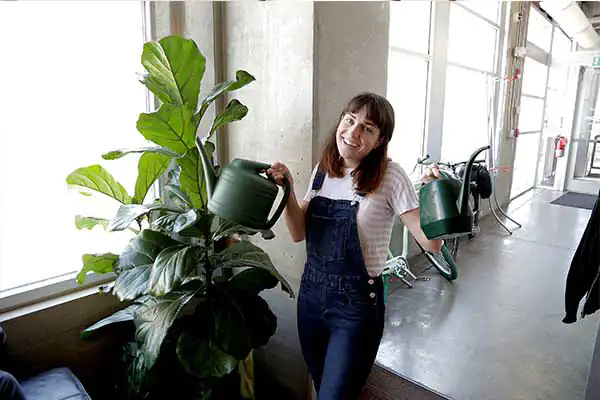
{"left": 267, "top": 162, "right": 293, "bottom": 188}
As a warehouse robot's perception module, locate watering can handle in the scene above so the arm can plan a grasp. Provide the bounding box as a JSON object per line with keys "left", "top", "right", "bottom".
{"left": 458, "top": 145, "right": 491, "bottom": 214}
{"left": 265, "top": 172, "right": 291, "bottom": 230}
{"left": 231, "top": 159, "right": 292, "bottom": 230}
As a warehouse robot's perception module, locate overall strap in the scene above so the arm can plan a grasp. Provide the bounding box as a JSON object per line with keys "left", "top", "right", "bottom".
{"left": 311, "top": 169, "right": 327, "bottom": 191}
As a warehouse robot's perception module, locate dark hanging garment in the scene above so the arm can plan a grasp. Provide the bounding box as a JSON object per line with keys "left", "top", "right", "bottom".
{"left": 563, "top": 190, "right": 600, "bottom": 324}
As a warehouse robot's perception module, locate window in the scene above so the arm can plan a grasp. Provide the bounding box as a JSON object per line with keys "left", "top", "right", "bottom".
{"left": 527, "top": 7, "right": 553, "bottom": 52}
{"left": 442, "top": 3, "right": 501, "bottom": 163}
{"left": 518, "top": 97, "right": 545, "bottom": 132}
{"left": 387, "top": 52, "right": 429, "bottom": 172}
{"left": 0, "top": 1, "right": 147, "bottom": 293}
{"left": 521, "top": 58, "right": 549, "bottom": 97}
{"left": 448, "top": 4, "right": 498, "bottom": 73}
{"left": 389, "top": 1, "right": 432, "bottom": 55}
{"left": 456, "top": 0, "right": 500, "bottom": 23}
{"left": 551, "top": 28, "right": 572, "bottom": 57}
{"left": 441, "top": 66, "right": 492, "bottom": 163}
{"left": 387, "top": 1, "right": 432, "bottom": 175}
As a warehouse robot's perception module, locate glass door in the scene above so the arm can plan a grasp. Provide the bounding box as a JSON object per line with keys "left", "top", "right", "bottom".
{"left": 510, "top": 57, "right": 548, "bottom": 199}
{"left": 566, "top": 67, "right": 600, "bottom": 195}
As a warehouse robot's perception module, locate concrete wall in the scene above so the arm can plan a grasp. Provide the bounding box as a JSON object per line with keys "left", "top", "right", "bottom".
{"left": 222, "top": 2, "right": 314, "bottom": 398}
{"left": 222, "top": 2, "right": 390, "bottom": 398}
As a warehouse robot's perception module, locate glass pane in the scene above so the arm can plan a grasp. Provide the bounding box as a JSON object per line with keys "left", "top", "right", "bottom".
{"left": 387, "top": 52, "right": 428, "bottom": 174}
{"left": 521, "top": 57, "right": 548, "bottom": 97}
{"left": 389, "top": 1, "right": 432, "bottom": 54}
{"left": 511, "top": 132, "right": 541, "bottom": 198}
{"left": 441, "top": 66, "right": 491, "bottom": 163}
{"left": 527, "top": 7, "right": 553, "bottom": 52}
{"left": 552, "top": 28, "right": 571, "bottom": 56}
{"left": 456, "top": 1, "right": 500, "bottom": 23}
{"left": 0, "top": 1, "right": 146, "bottom": 291}
{"left": 547, "top": 62, "right": 568, "bottom": 90}
{"left": 544, "top": 88, "right": 567, "bottom": 132}
{"left": 518, "top": 96, "right": 545, "bottom": 132}
{"left": 448, "top": 4, "right": 498, "bottom": 72}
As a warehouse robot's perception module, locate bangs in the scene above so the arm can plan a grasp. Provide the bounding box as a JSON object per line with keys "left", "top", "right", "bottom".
{"left": 344, "top": 93, "right": 388, "bottom": 133}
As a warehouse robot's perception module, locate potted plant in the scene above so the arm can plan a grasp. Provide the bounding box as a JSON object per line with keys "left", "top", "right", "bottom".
{"left": 66, "top": 35, "right": 293, "bottom": 399}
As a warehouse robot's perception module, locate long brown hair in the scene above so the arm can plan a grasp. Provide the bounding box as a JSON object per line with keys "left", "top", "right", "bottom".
{"left": 318, "top": 92, "right": 395, "bottom": 194}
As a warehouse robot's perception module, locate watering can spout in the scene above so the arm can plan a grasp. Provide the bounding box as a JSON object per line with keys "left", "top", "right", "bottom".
{"left": 457, "top": 145, "right": 491, "bottom": 214}
{"left": 195, "top": 136, "right": 218, "bottom": 201}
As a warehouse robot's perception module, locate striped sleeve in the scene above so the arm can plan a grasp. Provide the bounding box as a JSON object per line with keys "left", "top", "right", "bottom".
{"left": 387, "top": 162, "right": 419, "bottom": 216}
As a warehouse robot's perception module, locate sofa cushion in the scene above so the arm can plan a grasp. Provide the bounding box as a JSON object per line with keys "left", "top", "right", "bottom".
{"left": 20, "top": 367, "right": 90, "bottom": 400}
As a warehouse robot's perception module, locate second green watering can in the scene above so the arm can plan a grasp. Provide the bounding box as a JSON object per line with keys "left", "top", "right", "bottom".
{"left": 196, "top": 137, "right": 291, "bottom": 231}
{"left": 419, "top": 145, "right": 490, "bottom": 240}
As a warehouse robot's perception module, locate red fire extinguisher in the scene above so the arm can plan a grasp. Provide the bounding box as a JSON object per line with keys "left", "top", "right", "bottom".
{"left": 555, "top": 136, "right": 567, "bottom": 157}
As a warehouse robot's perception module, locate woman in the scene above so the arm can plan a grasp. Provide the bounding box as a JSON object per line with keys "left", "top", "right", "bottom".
{"left": 268, "top": 92, "right": 442, "bottom": 399}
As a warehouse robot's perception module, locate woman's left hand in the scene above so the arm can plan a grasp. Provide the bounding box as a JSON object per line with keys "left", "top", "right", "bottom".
{"left": 420, "top": 164, "right": 441, "bottom": 183}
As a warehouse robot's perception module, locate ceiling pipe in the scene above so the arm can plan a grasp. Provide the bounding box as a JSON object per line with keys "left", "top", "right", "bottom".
{"left": 540, "top": 0, "right": 600, "bottom": 49}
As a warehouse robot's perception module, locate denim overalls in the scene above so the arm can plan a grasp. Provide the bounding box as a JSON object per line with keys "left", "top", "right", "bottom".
{"left": 297, "top": 169, "right": 385, "bottom": 400}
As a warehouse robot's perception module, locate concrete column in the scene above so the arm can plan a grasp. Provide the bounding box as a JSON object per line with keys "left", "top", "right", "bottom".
{"left": 223, "top": 2, "right": 390, "bottom": 398}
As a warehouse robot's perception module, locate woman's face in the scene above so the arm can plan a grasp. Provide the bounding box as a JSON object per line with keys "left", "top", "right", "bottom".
{"left": 336, "top": 106, "right": 382, "bottom": 168}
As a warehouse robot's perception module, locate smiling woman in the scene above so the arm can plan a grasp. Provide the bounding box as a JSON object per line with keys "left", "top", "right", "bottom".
{"left": 267, "top": 92, "right": 442, "bottom": 399}
{"left": 0, "top": 1, "right": 148, "bottom": 296}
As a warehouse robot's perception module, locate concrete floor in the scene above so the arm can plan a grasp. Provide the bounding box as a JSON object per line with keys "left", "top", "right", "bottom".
{"left": 375, "top": 189, "right": 600, "bottom": 400}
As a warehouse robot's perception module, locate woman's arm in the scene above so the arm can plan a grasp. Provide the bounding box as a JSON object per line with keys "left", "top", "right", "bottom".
{"left": 399, "top": 208, "right": 443, "bottom": 253}
{"left": 284, "top": 192, "right": 309, "bottom": 242}
{"left": 268, "top": 162, "right": 308, "bottom": 242}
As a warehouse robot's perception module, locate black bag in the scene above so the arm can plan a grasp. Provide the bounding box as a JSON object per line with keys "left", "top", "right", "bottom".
{"left": 458, "top": 164, "right": 493, "bottom": 199}
{"left": 472, "top": 164, "right": 492, "bottom": 199}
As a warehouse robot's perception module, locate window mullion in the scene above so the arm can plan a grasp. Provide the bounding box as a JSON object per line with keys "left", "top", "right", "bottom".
{"left": 425, "top": 1, "right": 450, "bottom": 162}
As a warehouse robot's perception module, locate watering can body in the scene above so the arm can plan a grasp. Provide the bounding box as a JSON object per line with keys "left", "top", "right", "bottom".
{"left": 208, "top": 159, "right": 291, "bottom": 230}
{"left": 196, "top": 138, "right": 291, "bottom": 231}
{"left": 419, "top": 145, "right": 490, "bottom": 240}
{"left": 419, "top": 177, "right": 474, "bottom": 240}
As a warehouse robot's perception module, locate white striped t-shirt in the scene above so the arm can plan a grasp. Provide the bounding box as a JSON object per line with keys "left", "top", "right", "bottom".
{"left": 303, "top": 161, "right": 419, "bottom": 277}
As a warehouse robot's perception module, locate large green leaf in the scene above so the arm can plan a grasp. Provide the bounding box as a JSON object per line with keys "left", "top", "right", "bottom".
{"left": 213, "top": 219, "right": 275, "bottom": 241}
{"left": 141, "top": 35, "right": 206, "bottom": 110}
{"left": 113, "top": 267, "right": 153, "bottom": 302}
{"left": 176, "top": 328, "right": 238, "bottom": 378}
{"left": 75, "top": 215, "right": 110, "bottom": 231}
{"left": 208, "top": 99, "right": 249, "bottom": 139}
{"left": 176, "top": 147, "right": 210, "bottom": 209}
{"left": 134, "top": 289, "right": 198, "bottom": 372}
{"left": 213, "top": 289, "right": 277, "bottom": 360}
{"left": 165, "top": 167, "right": 193, "bottom": 211}
{"left": 137, "top": 104, "right": 196, "bottom": 154}
{"left": 81, "top": 302, "right": 141, "bottom": 339}
{"left": 76, "top": 253, "right": 119, "bottom": 284}
{"left": 113, "top": 230, "right": 180, "bottom": 301}
{"left": 173, "top": 209, "right": 199, "bottom": 233}
{"left": 212, "top": 240, "right": 294, "bottom": 297}
{"left": 229, "top": 268, "right": 278, "bottom": 296}
{"left": 108, "top": 203, "right": 166, "bottom": 232}
{"left": 102, "top": 146, "right": 181, "bottom": 161}
{"left": 133, "top": 152, "right": 171, "bottom": 204}
{"left": 148, "top": 245, "right": 199, "bottom": 296}
{"left": 197, "top": 70, "right": 255, "bottom": 121}
{"left": 67, "top": 165, "right": 131, "bottom": 204}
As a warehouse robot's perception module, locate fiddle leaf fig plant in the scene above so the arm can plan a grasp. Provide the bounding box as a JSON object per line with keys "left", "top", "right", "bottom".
{"left": 66, "top": 35, "right": 293, "bottom": 399}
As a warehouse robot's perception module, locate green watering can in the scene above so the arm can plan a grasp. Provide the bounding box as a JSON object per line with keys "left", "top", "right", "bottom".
{"left": 419, "top": 145, "right": 490, "bottom": 240}
{"left": 196, "top": 137, "right": 291, "bottom": 230}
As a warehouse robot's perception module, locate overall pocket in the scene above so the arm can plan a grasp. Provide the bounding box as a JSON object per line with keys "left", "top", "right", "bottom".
{"left": 308, "top": 214, "right": 350, "bottom": 262}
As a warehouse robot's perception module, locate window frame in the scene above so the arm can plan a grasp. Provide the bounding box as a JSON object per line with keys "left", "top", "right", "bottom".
{"left": 0, "top": 0, "right": 153, "bottom": 315}
{"left": 510, "top": 3, "right": 558, "bottom": 199}
{"left": 386, "top": 0, "right": 433, "bottom": 175}
{"left": 426, "top": 1, "right": 509, "bottom": 164}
